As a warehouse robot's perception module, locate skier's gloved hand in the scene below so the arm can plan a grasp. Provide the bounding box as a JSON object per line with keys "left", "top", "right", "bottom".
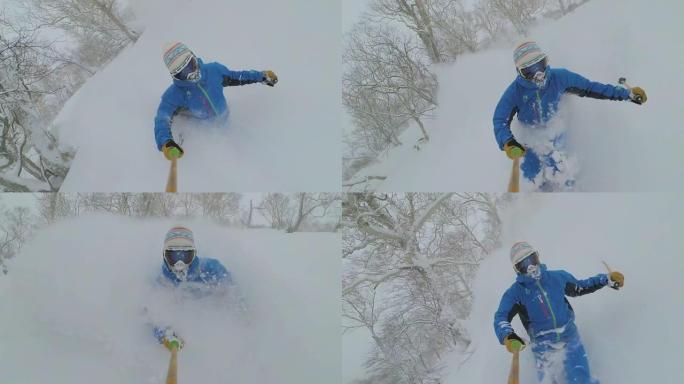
{"left": 608, "top": 271, "right": 624, "bottom": 290}
{"left": 629, "top": 87, "right": 647, "bottom": 105}
{"left": 262, "top": 70, "right": 278, "bottom": 87}
{"left": 162, "top": 140, "right": 184, "bottom": 161}
{"left": 504, "top": 138, "right": 526, "bottom": 160}
{"left": 161, "top": 329, "right": 184, "bottom": 351}
{"left": 504, "top": 332, "right": 525, "bottom": 353}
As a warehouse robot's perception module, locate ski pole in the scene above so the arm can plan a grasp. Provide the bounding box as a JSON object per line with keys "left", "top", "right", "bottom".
{"left": 602, "top": 260, "right": 613, "bottom": 274}
{"left": 165, "top": 158, "right": 177, "bottom": 193}
{"left": 618, "top": 77, "right": 643, "bottom": 104}
{"left": 507, "top": 157, "right": 520, "bottom": 193}
{"left": 165, "top": 346, "right": 178, "bottom": 384}
{"left": 508, "top": 349, "right": 520, "bottom": 384}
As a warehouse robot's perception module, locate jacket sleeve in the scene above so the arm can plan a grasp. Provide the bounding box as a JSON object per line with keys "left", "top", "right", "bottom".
{"left": 558, "top": 270, "right": 608, "bottom": 297}
{"left": 558, "top": 68, "right": 631, "bottom": 101}
{"left": 493, "top": 286, "right": 519, "bottom": 344}
{"left": 154, "top": 87, "right": 185, "bottom": 150}
{"left": 215, "top": 63, "right": 264, "bottom": 87}
{"left": 203, "top": 258, "right": 233, "bottom": 286}
{"left": 153, "top": 325, "right": 169, "bottom": 343}
{"left": 492, "top": 84, "right": 519, "bottom": 150}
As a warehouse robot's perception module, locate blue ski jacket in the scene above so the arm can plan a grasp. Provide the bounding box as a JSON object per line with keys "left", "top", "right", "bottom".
{"left": 493, "top": 264, "right": 608, "bottom": 344}
{"left": 152, "top": 255, "right": 233, "bottom": 343}
{"left": 153, "top": 58, "right": 264, "bottom": 150}
{"left": 493, "top": 67, "right": 631, "bottom": 149}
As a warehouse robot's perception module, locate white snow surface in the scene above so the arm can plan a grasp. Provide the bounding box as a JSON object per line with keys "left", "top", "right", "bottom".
{"left": 348, "top": 0, "right": 684, "bottom": 192}
{"left": 441, "top": 193, "right": 684, "bottom": 383}
{"left": 0, "top": 216, "right": 340, "bottom": 383}
{"left": 56, "top": 0, "right": 341, "bottom": 192}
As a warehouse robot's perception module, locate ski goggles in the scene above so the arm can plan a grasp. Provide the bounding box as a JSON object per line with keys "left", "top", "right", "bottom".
{"left": 519, "top": 57, "right": 548, "bottom": 80}
{"left": 514, "top": 252, "right": 540, "bottom": 274}
{"left": 173, "top": 57, "right": 199, "bottom": 81}
{"left": 164, "top": 248, "right": 196, "bottom": 267}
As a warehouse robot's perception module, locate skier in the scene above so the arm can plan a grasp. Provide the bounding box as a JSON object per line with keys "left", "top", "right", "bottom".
{"left": 494, "top": 242, "right": 624, "bottom": 383}
{"left": 151, "top": 226, "right": 234, "bottom": 351}
{"left": 493, "top": 41, "right": 647, "bottom": 191}
{"left": 154, "top": 42, "right": 278, "bottom": 161}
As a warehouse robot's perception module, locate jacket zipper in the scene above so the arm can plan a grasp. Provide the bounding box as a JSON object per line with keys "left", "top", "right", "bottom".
{"left": 197, "top": 83, "right": 219, "bottom": 117}
{"left": 536, "top": 90, "right": 543, "bottom": 123}
{"left": 535, "top": 280, "right": 560, "bottom": 341}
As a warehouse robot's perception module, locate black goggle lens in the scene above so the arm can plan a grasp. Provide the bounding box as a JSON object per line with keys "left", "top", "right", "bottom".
{"left": 173, "top": 58, "right": 198, "bottom": 81}
{"left": 164, "top": 249, "right": 195, "bottom": 266}
{"left": 520, "top": 58, "right": 547, "bottom": 79}
{"left": 515, "top": 252, "right": 539, "bottom": 274}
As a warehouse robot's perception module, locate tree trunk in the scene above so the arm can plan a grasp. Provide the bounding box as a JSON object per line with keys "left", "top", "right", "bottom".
{"left": 287, "top": 193, "right": 307, "bottom": 233}
{"left": 89, "top": 0, "right": 139, "bottom": 42}
{"left": 247, "top": 199, "right": 253, "bottom": 227}
{"left": 414, "top": 0, "right": 442, "bottom": 63}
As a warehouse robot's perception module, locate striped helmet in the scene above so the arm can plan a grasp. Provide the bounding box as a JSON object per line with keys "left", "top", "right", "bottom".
{"left": 162, "top": 42, "right": 196, "bottom": 76}
{"left": 164, "top": 226, "right": 195, "bottom": 250}
{"left": 513, "top": 41, "right": 547, "bottom": 70}
{"left": 510, "top": 241, "right": 536, "bottom": 265}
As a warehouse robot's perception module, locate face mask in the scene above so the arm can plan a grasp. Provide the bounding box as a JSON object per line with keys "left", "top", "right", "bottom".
{"left": 171, "top": 260, "right": 189, "bottom": 281}
{"left": 527, "top": 264, "right": 541, "bottom": 280}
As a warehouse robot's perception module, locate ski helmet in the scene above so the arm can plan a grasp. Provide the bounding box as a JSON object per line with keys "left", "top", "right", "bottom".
{"left": 513, "top": 41, "right": 548, "bottom": 84}
{"left": 162, "top": 42, "right": 201, "bottom": 82}
{"left": 510, "top": 241, "right": 541, "bottom": 278}
{"left": 163, "top": 226, "right": 197, "bottom": 281}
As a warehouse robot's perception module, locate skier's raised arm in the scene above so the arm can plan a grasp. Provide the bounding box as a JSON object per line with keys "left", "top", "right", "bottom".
{"left": 558, "top": 269, "right": 624, "bottom": 297}
{"left": 559, "top": 68, "right": 646, "bottom": 104}
{"left": 215, "top": 63, "right": 278, "bottom": 87}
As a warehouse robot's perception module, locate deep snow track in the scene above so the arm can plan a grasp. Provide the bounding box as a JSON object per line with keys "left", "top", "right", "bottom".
{"left": 0, "top": 216, "right": 340, "bottom": 383}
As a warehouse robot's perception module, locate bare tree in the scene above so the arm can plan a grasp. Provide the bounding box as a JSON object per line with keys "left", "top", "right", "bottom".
{"left": 343, "top": 193, "right": 502, "bottom": 383}
{"left": 0, "top": 14, "right": 76, "bottom": 191}
{"left": 258, "top": 193, "right": 293, "bottom": 230}
{"left": 21, "top": 0, "right": 138, "bottom": 68}
{"left": 193, "top": 193, "right": 241, "bottom": 224}
{"left": 344, "top": 22, "right": 437, "bottom": 160}
{"left": 0, "top": 205, "right": 38, "bottom": 273}
{"left": 286, "top": 193, "right": 341, "bottom": 233}
{"left": 488, "top": 0, "right": 547, "bottom": 35}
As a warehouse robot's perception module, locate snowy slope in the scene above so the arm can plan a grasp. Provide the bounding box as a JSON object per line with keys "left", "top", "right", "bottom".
{"left": 348, "top": 0, "right": 684, "bottom": 192}
{"left": 56, "top": 0, "right": 340, "bottom": 192}
{"left": 442, "top": 194, "right": 684, "bottom": 383}
{"left": 0, "top": 216, "right": 340, "bottom": 383}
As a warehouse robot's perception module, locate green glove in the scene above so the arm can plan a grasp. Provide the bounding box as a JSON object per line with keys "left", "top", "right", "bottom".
{"left": 162, "top": 140, "right": 184, "bottom": 161}
{"left": 504, "top": 332, "right": 525, "bottom": 353}
{"left": 504, "top": 138, "right": 525, "bottom": 160}
{"left": 163, "top": 335, "right": 184, "bottom": 351}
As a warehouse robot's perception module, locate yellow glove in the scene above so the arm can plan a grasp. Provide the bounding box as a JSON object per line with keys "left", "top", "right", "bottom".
{"left": 504, "top": 138, "right": 525, "bottom": 160}
{"left": 162, "top": 140, "right": 184, "bottom": 161}
{"left": 608, "top": 271, "right": 624, "bottom": 289}
{"left": 262, "top": 70, "right": 278, "bottom": 87}
{"left": 504, "top": 333, "right": 525, "bottom": 353}
{"left": 629, "top": 87, "right": 647, "bottom": 104}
